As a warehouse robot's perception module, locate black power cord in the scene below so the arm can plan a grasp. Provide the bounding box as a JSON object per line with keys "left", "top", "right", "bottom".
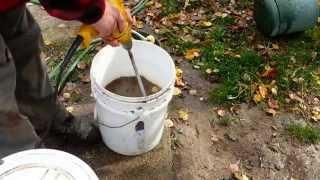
{"left": 36, "top": 35, "right": 84, "bottom": 148}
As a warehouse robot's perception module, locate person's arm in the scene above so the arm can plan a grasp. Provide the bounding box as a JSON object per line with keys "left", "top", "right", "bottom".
{"left": 40, "top": 0, "right": 105, "bottom": 24}
{"left": 40, "top": 0, "right": 128, "bottom": 46}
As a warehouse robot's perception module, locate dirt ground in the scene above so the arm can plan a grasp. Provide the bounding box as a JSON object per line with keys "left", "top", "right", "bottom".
{"left": 28, "top": 4, "right": 320, "bottom": 180}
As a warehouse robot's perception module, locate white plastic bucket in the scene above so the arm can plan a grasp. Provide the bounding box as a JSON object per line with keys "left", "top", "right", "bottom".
{"left": 0, "top": 149, "right": 98, "bottom": 180}
{"left": 91, "top": 40, "right": 175, "bottom": 156}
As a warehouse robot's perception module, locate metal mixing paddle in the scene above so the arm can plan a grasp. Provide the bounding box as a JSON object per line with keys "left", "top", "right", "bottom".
{"left": 123, "top": 42, "right": 147, "bottom": 97}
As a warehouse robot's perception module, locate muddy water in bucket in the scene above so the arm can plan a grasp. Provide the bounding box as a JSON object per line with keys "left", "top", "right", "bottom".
{"left": 105, "top": 76, "right": 161, "bottom": 97}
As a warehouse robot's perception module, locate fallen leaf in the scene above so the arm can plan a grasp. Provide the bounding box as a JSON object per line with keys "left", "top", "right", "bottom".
{"left": 206, "top": 68, "right": 213, "bottom": 74}
{"left": 201, "top": 21, "right": 213, "bottom": 27}
{"left": 253, "top": 94, "right": 263, "bottom": 103}
{"left": 268, "top": 99, "right": 279, "bottom": 109}
{"left": 176, "top": 68, "right": 183, "bottom": 77}
{"left": 44, "top": 40, "right": 52, "bottom": 46}
{"left": 211, "top": 134, "right": 219, "bottom": 142}
{"left": 66, "top": 106, "right": 74, "bottom": 113}
{"left": 233, "top": 173, "right": 249, "bottom": 180}
{"left": 262, "top": 67, "right": 277, "bottom": 78}
{"left": 63, "top": 93, "right": 71, "bottom": 99}
{"left": 259, "top": 85, "right": 268, "bottom": 99}
{"left": 217, "top": 109, "right": 226, "bottom": 117}
{"left": 289, "top": 93, "right": 304, "bottom": 103}
{"left": 165, "top": 119, "right": 174, "bottom": 128}
{"left": 175, "top": 78, "right": 185, "bottom": 87}
{"left": 77, "top": 62, "right": 87, "bottom": 70}
{"left": 229, "top": 162, "right": 240, "bottom": 173}
{"left": 174, "top": 87, "right": 182, "bottom": 96}
{"left": 146, "top": 35, "right": 156, "bottom": 44}
{"left": 271, "top": 87, "right": 278, "bottom": 95}
{"left": 257, "top": 44, "right": 265, "bottom": 49}
{"left": 193, "top": 65, "right": 200, "bottom": 69}
{"left": 178, "top": 110, "right": 189, "bottom": 121}
{"left": 189, "top": 89, "right": 197, "bottom": 95}
{"left": 215, "top": 12, "right": 228, "bottom": 18}
{"left": 155, "top": 2, "right": 162, "bottom": 8}
{"left": 266, "top": 108, "right": 277, "bottom": 116}
{"left": 311, "top": 115, "right": 320, "bottom": 121}
{"left": 184, "top": 49, "right": 201, "bottom": 60}
{"left": 136, "top": 20, "right": 144, "bottom": 29}
{"left": 272, "top": 43, "right": 280, "bottom": 50}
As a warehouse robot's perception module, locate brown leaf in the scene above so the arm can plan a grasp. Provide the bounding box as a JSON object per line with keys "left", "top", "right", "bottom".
{"left": 289, "top": 93, "right": 304, "bottom": 103}
{"left": 272, "top": 43, "right": 280, "bottom": 50}
{"left": 77, "top": 62, "right": 87, "bottom": 70}
{"left": 268, "top": 99, "right": 279, "bottom": 109}
{"left": 189, "top": 89, "right": 197, "bottom": 96}
{"left": 262, "top": 68, "right": 277, "bottom": 79}
{"left": 63, "top": 93, "right": 71, "bottom": 99}
{"left": 165, "top": 119, "right": 174, "bottom": 128}
{"left": 135, "top": 20, "right": 144, "bottom": 29}
{"left": 229, "top": 162, "right": 240, "bottom": 173}
{"left": 217, "top": 109, "right": 226, "bottom": 117}
{"left": 266, "top": 108, "right": 277, "bottom": 116}
{"left": 211, "top": 134, "right": 219, "bottom": 143}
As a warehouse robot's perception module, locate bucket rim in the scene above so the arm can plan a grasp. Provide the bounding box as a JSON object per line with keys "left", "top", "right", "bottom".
{"left": 91, "top": 40, "right": 176, "bottom": 103}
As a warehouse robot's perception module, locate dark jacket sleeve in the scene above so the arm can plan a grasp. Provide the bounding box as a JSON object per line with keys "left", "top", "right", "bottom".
{"left": 40, "top": 0, "right": 105, "bottom": 24}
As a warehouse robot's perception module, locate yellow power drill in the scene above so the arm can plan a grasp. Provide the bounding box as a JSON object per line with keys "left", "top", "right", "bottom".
{"left": 78, "top": 0, "right": 133, "bottom": 49}
{"left": 57, "top": 0, "right": 146, "bottom": 96}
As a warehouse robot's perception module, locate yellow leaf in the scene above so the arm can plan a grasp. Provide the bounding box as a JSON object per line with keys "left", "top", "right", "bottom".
{"left": 146, "top": 35, "right": 156, "bottom": 44}
{"left": 259, "top": 85, "right": 268, "bottom": 99}
{"left": 253, "top": 94, "right": 263, "bottom": 103}
{"left": 189, "top": 89, "right": 197, "bottom": 95}
{"left": 185, "top": 49, "right": 201, "bottom": 60}
{"left": 165, "top": 119, "right": 174, "bottom": 128}
{"left": 242, "top": 174, "right": 249, "bottom": 180}
{"left": 174, "top": 87, "right": 182, "bottom": 96}
{"left": 206, "top": 68, "right": 213, "bottom": 74}
{"left": 66, "top": 106, "right": 74, "bottom": 113}
{"left": 176, "top": 68, "right": 183, "bottom": 77}
{"left": 201, "top": 21, "right": 213, "bottom": 27}
{"left": 178, "top": 110, "right": 189, "bottom": 121}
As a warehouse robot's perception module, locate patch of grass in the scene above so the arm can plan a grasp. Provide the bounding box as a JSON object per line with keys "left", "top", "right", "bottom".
{"left": 202, "top": 48, "right": 263, "bottom": 104}
{"left": 218, "top": 117, "right": 235, "bottom": 126}
{"left": 162, "top": 31, "right": 197, "bottom": 55}
{"left": 287, "top": 123, "right": 320, "bottom": 144}
{"left": 214, "top": 16, "right": 236, "bottom": 27}
{"left": 160, "top": 0, "right": 183, "bottom": 15}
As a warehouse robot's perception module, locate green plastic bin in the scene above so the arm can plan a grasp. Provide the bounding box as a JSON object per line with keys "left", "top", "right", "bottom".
{"left": 254, "top": 0, "right": 319, "bottom": 37}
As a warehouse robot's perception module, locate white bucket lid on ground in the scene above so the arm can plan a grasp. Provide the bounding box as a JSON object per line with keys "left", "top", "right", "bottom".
{"left": 0, "top": 149, "right": 98, "bottom": 180}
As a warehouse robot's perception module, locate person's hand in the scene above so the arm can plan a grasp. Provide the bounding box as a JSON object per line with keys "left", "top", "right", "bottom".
{"left": 91, "top": 1, "right": 132, "bottom": 46}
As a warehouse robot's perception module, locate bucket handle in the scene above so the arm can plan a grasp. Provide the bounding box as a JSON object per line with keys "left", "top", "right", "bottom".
{"left": 95, "top": 107, "right": 146, "bottom": 129}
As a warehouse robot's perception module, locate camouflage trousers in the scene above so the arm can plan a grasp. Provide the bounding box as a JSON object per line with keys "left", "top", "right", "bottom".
{"left": 0, "top": 6, "right": 67, "bottom": 158}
